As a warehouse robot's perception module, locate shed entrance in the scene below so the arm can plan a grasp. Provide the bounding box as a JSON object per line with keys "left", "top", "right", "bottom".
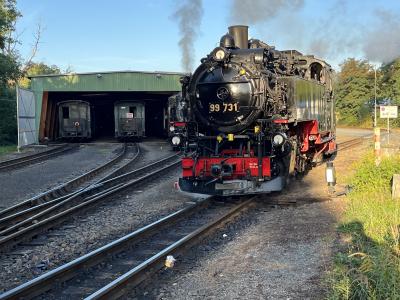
{"left": 42, "top": 91, "right": 173, "bottom": 141}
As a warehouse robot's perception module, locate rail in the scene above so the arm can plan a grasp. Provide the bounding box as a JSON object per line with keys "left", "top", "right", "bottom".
{"left": 0, "top": 153, "right": 180, "bottom": 252}
{"left": 0, "top": 196, "right": 255, "bottom": 300}
{"left": 0, "top": 144, "right": 75, "bottom": 171}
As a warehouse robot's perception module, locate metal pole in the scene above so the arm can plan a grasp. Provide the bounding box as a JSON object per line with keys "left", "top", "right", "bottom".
{"left": 374, "top": 67, "right": 377, "bottom": 127}
{"left": 387, "top": 117, "right": 390, "bottom": 145}
{"left": 374, "top": 127, "right": 381, "bottom": 166}
{"left": 16, "top": 86, "right": 20, "bottom": 153}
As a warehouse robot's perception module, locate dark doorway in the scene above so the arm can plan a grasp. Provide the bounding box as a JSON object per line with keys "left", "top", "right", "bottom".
{"left": 92, "top": 100, "right": 114, "bottom": 138}
{"left": 145, "top": 99, "right": 166, "bottom": 137}
{"left": 46, "top": 91, "right": 174, "bottom": 141}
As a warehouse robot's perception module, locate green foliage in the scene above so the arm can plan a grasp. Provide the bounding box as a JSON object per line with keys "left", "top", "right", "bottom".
{"left": 335, "top": 59, "right": 375, "bottom": 125}
{"left": 0, "top": 51, "right": 19, "bottom": 84}
{"left": 0, "top": 0, "right": 20, "bottom": 50}
{"left": 0, "top": 86, "right": 16, "bottom": 145}
{"left": 0, "top": 0, "right": 19, "bottom": 145}
{"left": 19, "top": 62, "right": 62, "bottom": 88}
{"left": 335, "top": 57, "right": 400, "bottom": 127}
{"left": 328, "top": 153, "right": 400, "bottom": 299}
{"left": 380, "top": 59, "right": 400, "bottom": 104}
{"left": 0, "top": 144, "right": 15, "bottom": 155}
{"left": 0, "top": 0, "right": 20, "bottom": 84}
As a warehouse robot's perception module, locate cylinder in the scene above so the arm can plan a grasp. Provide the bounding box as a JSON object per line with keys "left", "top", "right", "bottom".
{"left": 228, "top": 25, "right": 249, "bottom": 49}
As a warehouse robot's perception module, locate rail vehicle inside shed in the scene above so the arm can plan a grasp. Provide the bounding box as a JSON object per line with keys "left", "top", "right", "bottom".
{"left": 24, "top": 71, "right": 185, "bottom": 143}
{"left": 45, "top": 92, "right": 169, "bottom": 140}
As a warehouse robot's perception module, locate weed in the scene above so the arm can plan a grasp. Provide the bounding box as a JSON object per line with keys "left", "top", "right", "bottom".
{"left": 328, "top": 152, "right": 400, "bottom": 299}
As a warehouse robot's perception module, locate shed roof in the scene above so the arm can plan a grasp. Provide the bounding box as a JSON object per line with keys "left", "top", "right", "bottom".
{"left": 29, "top": 70, "right": 186, "bottom": 92}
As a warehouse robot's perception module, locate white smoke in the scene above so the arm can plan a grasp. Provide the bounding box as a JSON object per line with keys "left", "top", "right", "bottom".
{"left": 172, "top": 0, "right": 203, "bottom": 72}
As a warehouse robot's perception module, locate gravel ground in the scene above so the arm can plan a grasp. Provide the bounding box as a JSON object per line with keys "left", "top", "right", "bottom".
{"left": 130, "top": 129, "right": 374, "bottom": 300}
{"left": 0, "top": 143, "right": 122, "bottom": 210}
{"left": 133, "top": 140, "right": 175, "bottom": 169}
{"left": 0, "top": 130, "right": 382, "bottom": 297}
{"left": 0, "top": 155, "right": 203, "bottom": 292}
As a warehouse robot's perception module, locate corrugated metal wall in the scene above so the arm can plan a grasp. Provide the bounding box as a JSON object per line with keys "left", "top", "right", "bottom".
{"left": 30, "top": 71, "right": 183, "bottom": 92}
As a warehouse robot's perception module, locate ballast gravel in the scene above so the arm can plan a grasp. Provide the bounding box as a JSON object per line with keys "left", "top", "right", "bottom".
{"left": 0, "top": 151, "right": 204, "bottom": 292}
{"left": 130, "top": 129, "right": 373, "bottom": 299}
{"left": 0, "top": 143, "right": 122, "bottom": 210}
{"left": 0, "top": 130, "right": 376, "bottom": 298}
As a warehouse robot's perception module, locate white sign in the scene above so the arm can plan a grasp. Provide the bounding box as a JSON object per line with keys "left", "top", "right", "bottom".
{"left": 380, "top": 106, "right": 398, "bottom": 118}
{"left": 126, "top": 112, "right": 134, "bottom": 119}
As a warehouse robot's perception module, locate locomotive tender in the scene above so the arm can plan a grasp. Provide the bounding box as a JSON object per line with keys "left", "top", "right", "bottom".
{"left": 178, "top": 25, "right": 336, "bottom": 196}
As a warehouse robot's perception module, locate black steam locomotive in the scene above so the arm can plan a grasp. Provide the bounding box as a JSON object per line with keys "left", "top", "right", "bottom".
{"left": 177, "top": 26, "right": 336, "bottom": 196}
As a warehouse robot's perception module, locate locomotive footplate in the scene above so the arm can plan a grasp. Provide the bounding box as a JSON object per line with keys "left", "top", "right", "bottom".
{"left": 179, "top": 177, "right": 286, "bottom": 196}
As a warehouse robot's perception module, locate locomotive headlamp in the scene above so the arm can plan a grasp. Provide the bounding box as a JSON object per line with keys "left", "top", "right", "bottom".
{"left": 272, "top": 133, "right": 285, "bottom": 147}
{"left": 171, "top": 135, "right": 181, "bottom": 146}
{"left": 211, "top": 164, "right": 222, "bottom": 177}
{"left": 169, "top": 126, "right": 175, "bottom": 132}
{"left": 213, "top": 48, "right": 226, "bottom": 61}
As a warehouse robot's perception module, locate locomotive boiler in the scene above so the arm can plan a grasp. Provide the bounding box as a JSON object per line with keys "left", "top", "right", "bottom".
{"left": 178, "top": 25, "right": 337, "bottom": 196}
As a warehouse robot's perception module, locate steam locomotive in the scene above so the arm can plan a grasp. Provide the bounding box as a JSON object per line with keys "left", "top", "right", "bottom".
{"left": 177, "top": 25, "right": 336, "bottom": 196}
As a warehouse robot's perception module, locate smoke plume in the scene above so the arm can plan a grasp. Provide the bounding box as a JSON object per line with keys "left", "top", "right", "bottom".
{"left": 363, "top": 9, "right": 400, "bottom": 63}
{"left": 228, "top": 0, "right": 400, "bottom": 66}
{"left": 230, "top": 0, "right": 304, "bottom": 25}
{"left": 173, "top": 0, "right": 203, "bottom": 73}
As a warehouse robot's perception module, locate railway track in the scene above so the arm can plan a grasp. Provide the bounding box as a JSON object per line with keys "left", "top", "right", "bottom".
{"left": 0, "top": 152, "right": 180, "bottom": 252}
{"left": 0, "top": 196, "right": 255, "bottom": 300}
{"left": 337, "top": 136, "right": 369, "bottom": 150}
{"left": 0, "top": 143, "right": 138, "bottom": 224}
{"left": 0, "top": 144, "right": 75, "bottom": 172}
{"left": 0, "top": 134, "right": 372, "bottom": 299}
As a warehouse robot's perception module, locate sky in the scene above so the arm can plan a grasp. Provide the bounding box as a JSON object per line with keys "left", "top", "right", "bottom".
{"left": 15, "top": 0, "right": 400, "bottom": 73}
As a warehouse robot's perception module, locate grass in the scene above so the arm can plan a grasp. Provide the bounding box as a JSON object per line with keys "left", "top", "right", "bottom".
{"left": 328, "top": 152, "right": 400, "bottom": 299}
{"left": 0, "top": 144, "right": 16, "bottom": 157}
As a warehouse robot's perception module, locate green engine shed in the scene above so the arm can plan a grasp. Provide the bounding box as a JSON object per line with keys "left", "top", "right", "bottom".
{"left": 27, "top": 70, "right": 184, "bottom": 142}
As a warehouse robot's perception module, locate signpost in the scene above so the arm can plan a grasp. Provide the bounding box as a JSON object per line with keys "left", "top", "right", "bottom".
{"left": 380, "top": 105, "right": 398, "bottom": 145}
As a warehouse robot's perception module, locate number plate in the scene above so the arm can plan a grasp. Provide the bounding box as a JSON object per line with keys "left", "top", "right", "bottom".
{"left": 209, "top": 102, "right": 239, "bottom": 113}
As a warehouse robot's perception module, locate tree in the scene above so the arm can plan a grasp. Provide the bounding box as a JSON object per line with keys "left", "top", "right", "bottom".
{"left": 0, "top": 51, "right": 19, "bottom": 87}
{"left": 335, "top": 58, "right": 375, "bottom": 125}
{"left": 19, "top": 62, "right": 61, "bottom": 88}
{"left": 0, "top": 0, "right": 21, "bottom": 86}
{"left": 380, "top": 59, "right": 400, "bottom": 105}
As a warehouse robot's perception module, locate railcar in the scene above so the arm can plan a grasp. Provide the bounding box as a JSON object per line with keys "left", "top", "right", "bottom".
{"left": 58, "top": 100, "right": 92, "bottom": 140}
{"left": 178, "top": 25, "right": 336, "bottom": 196}
{"left": 114, "top": 101, "right": 145, "bottom": 140}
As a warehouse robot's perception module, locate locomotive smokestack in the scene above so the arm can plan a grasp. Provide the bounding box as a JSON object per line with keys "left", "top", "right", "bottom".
{"left": 228, "top": 25, "right": 249, "bottom": 49}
